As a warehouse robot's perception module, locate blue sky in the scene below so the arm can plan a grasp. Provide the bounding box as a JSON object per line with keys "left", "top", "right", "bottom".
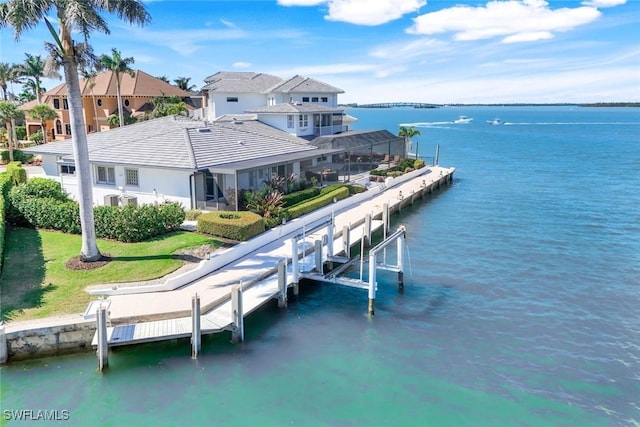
{"left": 2, "top": 0, "right": 639, "bottom": 104}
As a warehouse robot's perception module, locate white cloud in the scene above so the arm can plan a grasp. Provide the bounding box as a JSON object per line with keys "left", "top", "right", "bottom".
{"left": 270, "top": 62, "right": 379, "bottom": 76}
{"left": 370, "top": 38, "right": 449, "bottom": 60}
{"left": 220, "top": 19, "right": 237, "bottom": 29}
{"left": 582, "top": 0, "right": 626, "bottom": 7}
{"left": 233, "top": 62, "right": 252, "bottom": 69}
{"left": 278, "top": 0, "right": 426, "bottom": 26}
{"left": 408, "top": 0, "right": 601, "bottom": 44}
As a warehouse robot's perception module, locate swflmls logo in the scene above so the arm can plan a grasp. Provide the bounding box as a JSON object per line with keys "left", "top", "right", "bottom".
{"left": 3, "top": 409, "right": 70, "bottom": 421}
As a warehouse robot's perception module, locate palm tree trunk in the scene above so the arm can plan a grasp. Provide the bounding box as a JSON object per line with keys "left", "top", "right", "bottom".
{"left": 116, "top": 79, "right": 124, "bottom": 127}
{"left": 62, "top": 56, "right": 101, "bottom": 261}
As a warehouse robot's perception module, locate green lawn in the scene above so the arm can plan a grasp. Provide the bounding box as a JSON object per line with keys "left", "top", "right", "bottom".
{"left": 0, "top": 227, "right": 222, "bottom": 322}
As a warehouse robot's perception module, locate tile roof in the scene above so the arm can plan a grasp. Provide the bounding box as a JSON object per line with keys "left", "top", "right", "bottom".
{"left": 266, "top": 75, "right": 344, "bottom": 94}
{"left": 25, "top": 115, "right": 319, "bottom": 171}
{"left": 246, "top": 103, "right": 344, "bottom": 114}
{"left": 44, "top": 70, "right": 191, "bottom": 98}
{"left": 201, "top": 72, "right": 283, "bottom": 93}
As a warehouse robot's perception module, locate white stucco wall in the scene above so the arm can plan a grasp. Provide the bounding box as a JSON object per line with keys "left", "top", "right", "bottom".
{"left": 209, "top": 92, "right": 268, "bottom": 119}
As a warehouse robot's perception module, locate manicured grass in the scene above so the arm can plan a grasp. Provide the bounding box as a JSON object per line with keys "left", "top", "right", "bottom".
{"left": 0, "top": 227, "right": 221, "bottom": 322}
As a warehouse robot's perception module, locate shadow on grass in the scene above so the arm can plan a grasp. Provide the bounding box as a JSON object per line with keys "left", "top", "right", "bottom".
{"left": 0, "top": 226, "right": 48, "bottom": 322}
{"left": 107, "top": 254, "right": 202, "bottom": 263}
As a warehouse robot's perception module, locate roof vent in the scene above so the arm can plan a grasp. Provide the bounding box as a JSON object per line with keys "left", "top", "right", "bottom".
{"left": 233, "top": 120, "right": 243, "bottom": 124}
{"left": 196, "top": 128, "right": 211, "bottom": 133}
{"left": 238, "top": 140, "right": 245, "bottom": 145}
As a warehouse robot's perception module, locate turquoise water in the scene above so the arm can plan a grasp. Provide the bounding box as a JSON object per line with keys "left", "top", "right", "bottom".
{"left": 2, "top": 106, "right": 639, "bottom": 426}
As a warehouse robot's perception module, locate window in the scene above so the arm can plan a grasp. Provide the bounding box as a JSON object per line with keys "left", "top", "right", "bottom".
{"left": 60, "top": 164, "right": 76, "bottom": 175}
{"left": 302, "top": 97, "right": 309, "bottom": 102}
{"left": 55, "top": 120, "right": 62, "bottom": 135}
{"left": 298, "top": 114, "right": 308, "bottom": 128}
{"left": 125, "top": 168, "right": 139, "bottom": 186}
{"left": 226, "top": 97, "right": 238, "bottom": 102}
{"left": 321, "top": 97, "right": 328, "bottom": 103}
{"left": 53, "top": 99, "right": 60, "bottom": 109}
{"left": 96, "top": 166, "right": 115, "bottom": 185}
{"left": 97, "top": 99, "right": 102, "bottom": 107}
{"left": 312, "top": 97, "right": 318, "bottom": 102}
{"left": 287, "top": 115, "right": 294, "bottom": 128}
{"left": 65, "top": 124, "right": 71, "bottom": 135}
{"left": 124, "top": 99, "right": 130, "bottom": 107}
{"left": 63, "top": 98, "right": 69, "bottom": 110}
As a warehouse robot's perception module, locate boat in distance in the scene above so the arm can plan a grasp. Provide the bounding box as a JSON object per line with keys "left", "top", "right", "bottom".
{"left": 454, "top": 116, "right": 473, "bottom": 124}
{"left": 487, "top": 118, "right": 502, "bottom": 125}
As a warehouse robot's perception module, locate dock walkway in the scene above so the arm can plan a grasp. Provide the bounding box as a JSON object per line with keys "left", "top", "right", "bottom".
{"left": 83, "top": 165, "right": 454, "bottom": 347}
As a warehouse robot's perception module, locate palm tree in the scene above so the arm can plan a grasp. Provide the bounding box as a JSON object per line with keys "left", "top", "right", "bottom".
{"left": 0, "top": 100, "right": 24, "bottom": 162}
{"left": 28, "top": 103, "right": 57, "bottom": 143}
{"left": 156, "top": 75, "right": 170, "bottom": 84}
{"left": 81, "top": 67, "right": 100, "bottom": 132}
{"left": 1, "top": 0, "right": 150, "bottom": 262}
{"left": 18, "top": 53, "right": 60, "bottom": 103}
{"left": 0, "top": 62, "right": 21, "bottom": 100}
{"left": 173, "top": 76, "right": 196, "bottom": 92}
{"left": 98, "top": 48, "right": 135, "bottom": 128}
{"left": 398, "top": 125, "right": 421, "bottom": 155}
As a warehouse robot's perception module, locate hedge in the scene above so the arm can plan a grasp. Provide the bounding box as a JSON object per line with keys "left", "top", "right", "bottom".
{"left": 9, "top": 179, "right": 185, "bottom": 242}
{"left": 281, "top": 187, "right": 320, "bottom": 207}
{"left": 285, "top": 187, "right": 349, "bottom": 220}
{"left": 1, "top": 149, "right": 34, "bottom": 164}
{"left": 0, "top": 172, "right": 12, "bottom": 274}
{"left": 197, "top": 211, "right": 265, "bottom": 241}
{"left": 6, "top": 162, "right": 27, "bottom": 185}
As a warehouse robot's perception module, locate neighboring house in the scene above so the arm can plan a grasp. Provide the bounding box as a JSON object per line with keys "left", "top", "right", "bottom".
{"left": 19, "top": 70, "right": 200, "bottom": 142}
{"left": 24, "top": 115, "right": 338, "bottom": 210}
{"left": 23, "top": 71, "right": 405, "bottom": 211}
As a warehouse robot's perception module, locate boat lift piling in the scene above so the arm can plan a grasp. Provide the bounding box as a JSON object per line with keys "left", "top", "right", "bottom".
{"left": 191, "top": 294, "right": 201, "bottom": 358}
{"left": 96, "top": 305, "right": 109, "bottom": 371}
{"left": 231, "top": 285, "right": 244, "bottom": 343}
{"left": 367, "top": 226, "right": 407, "bottom": 316}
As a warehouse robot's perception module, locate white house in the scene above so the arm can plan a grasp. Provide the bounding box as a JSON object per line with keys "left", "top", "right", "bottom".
{"left": 26, "top": 115, "right": 339, "bottom": 211}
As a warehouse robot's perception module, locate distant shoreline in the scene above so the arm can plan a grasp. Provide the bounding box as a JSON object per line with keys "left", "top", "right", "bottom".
{"left": 341, "top": 102, "right": 640, "bottom": 108}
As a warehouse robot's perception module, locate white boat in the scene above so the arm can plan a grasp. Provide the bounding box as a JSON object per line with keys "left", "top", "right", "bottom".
{"left": 454, "top": 116, "right": 473, "bottom": 124}
{"left": 486, "top": 118, "right": 502, "bottom": 125}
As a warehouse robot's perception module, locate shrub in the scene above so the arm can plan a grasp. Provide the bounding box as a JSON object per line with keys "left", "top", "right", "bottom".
{"left": 15, "top": 126, "right": 26, "bottom": 141}
{"left": 29, "top": 130, "right": 43, "bottom": 144}
{"left": 414, "top": 159, "right": 425, "bottom": 169}
{"left": 6, "top": 162, "right": 27, "bottom": 185}
{"left": 1, "top": 149, "right": 34, "bottom": 164}
{"left": 0, "top": 172, "right": 12, "bottom": 273}
{"left": 320, "top": 184, "right": 345, "bottom": 195}
{"left": 281, "top": 187, "right": 320, "bottom": 207}
{"left": 18, "top": 177, "right": 69, "bottom": 201}
{"left": 94, "top": 202, "right": 185, "bottom": 242}
{"left": 285, "top": 187, "right": 349, "bottom": 220}
{"left": 197, "top": 210, "right": 265, "bottom": 241}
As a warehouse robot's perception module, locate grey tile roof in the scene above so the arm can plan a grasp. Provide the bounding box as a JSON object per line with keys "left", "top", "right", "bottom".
{"left": 266, "top": 75, "right": 344, "bottom": 94}
{"left": 246, "top": 103, "right": 344, "bottom": 114}
{"left": 309, "top": 130, "right": 402, "bottom": 151}
{"left": 201, "top": 72, "right": 283, "bottom": 93}
{"left": 25, "top": 115, "right": 319, "bottom": 171}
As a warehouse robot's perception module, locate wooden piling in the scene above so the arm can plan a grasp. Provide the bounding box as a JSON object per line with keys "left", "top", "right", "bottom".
{"left": 314, "top": 240, "right": 323, "bottom": 273}
{"left": 0, "top": 324, "right": 7, "bottom": 364}
{"left": 96, "top": 306, "right": 108, "bottom": 371}
{"left": 342, "top": 225, "right": 350, "bottom": 258}
{"left": 191, "top": 294, "right": 201, "bottom": 358}
{"left": 364, "top": 213, "right": 372, "bottom": 247}
{"left": 291, "top": 238, "right": 299, "bottom": 296}
{"left": 278, "top": 259, "right": 287, "bottom": 308}
{"left": 231, "top": 285, "right": 244, "bottom": 343}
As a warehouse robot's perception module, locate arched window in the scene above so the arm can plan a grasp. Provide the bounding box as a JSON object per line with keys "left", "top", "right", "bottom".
{"left": 55, "top": 120, "right": 62, "bottom": 135}
{"left": 97, "top": 99, "right": 102, "bottom": 107}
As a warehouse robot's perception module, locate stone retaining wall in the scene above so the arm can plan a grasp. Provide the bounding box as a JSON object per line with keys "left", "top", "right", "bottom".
{"left": 3, "top": 321, "right": 96, "bottom": 361}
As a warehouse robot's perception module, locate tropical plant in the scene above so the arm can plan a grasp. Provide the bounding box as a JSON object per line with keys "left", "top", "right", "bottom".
{"left": 107, "top": 113, "right": 136, "bottom": 127}
{"left": 18, "top": 53, "right": 60, "bottom": 103}
{"left": 1, "top": 0, "right": 151, "bottom": 262}
{"left": 246, "top": 190, "right": 284, "bottom": 225}
{"left": 28, "top": 103, "right": 57, "bottom": 143}
{"left": 147, "top": 94, "right": 187, "bottom": 119}
{"left": 28, "top": 129, "right": 43, "bottom": 144}
{"left": 0, "top": 62, "right": 21, "bottom": 101}
{"left": 98, "top": 48, "right": 135, "bottom": 128}
{"left": 399, "top": 125, "right": 421, "bottom": 154}
{"left": 173, "top": 76, "right": 196, "bottom": 92}
{"left": 156, "top": 75, "right": 170, "bottom": 84}
{"left": 0, "top": 100, "right": 24, "bottom": 162}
